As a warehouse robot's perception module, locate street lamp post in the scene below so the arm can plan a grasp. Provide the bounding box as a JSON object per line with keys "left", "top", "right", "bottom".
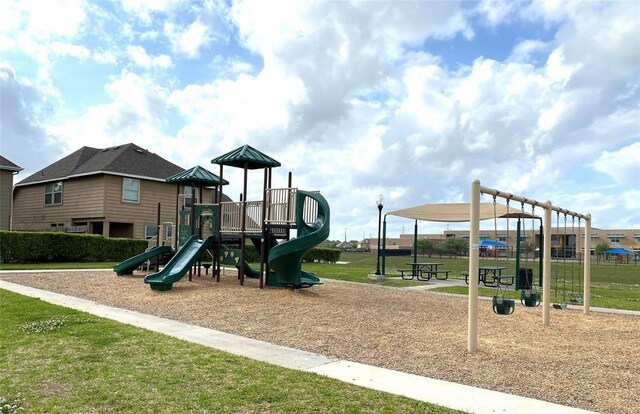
{"left": 375, "top": 194, "right": 384, "bottom": 275}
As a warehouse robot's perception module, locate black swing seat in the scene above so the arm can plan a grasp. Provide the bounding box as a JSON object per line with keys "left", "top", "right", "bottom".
{"left": 520, "top": 290, "right": 541, "bottom": 307}
{"left": 493, "top": 296, "right": 515, "bottom": 315}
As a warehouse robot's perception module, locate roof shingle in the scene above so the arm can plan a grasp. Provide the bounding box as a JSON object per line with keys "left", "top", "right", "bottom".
{"left": 211, "top": 144, "right": 281, "bottom": 169}
{"left": 165, "top": 165, "right": 229, "bottom": 186}
{"left": 16, "top": 143, "right": 184, "bottom": 186}
{"left": 0, "top": 155, "right": 23, "bottom": 172}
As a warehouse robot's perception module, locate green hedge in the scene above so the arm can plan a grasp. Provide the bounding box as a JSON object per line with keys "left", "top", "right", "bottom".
{"left": 226, "top": 243, "right": 340, "bottom": 264}
{"left": 0, "top": 231, "right": 148, "bottom": 263}
{"left": 302, "top": 247, "right": 340, "bottom": 263}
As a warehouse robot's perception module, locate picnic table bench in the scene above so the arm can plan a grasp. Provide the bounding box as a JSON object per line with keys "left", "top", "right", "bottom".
{"left": 398, "top": 263, "right": 451, "bottom": 281}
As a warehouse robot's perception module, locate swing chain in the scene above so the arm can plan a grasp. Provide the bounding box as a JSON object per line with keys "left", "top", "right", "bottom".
{"left": 505, "top": 198, "right": 510, "bottom": 257}
{"left": 492, "top": 195, "right": 498, "bottom": 263}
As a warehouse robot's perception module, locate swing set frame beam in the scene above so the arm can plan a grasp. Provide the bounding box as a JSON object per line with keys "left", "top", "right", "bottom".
{"left": 468, "top": 180, "right": 592, "bottom": 353}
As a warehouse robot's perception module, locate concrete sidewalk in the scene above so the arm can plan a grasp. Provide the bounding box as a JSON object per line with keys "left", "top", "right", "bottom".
{"left": 1, "top": 280, "right": 598, "bottom": 414}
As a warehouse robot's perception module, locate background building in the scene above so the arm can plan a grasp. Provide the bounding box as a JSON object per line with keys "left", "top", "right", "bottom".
{"left": 0, "top": 155, "right": 23, "bottom": 230}
{"left": 12, "top": 144, "right": 225, "bottom": 239}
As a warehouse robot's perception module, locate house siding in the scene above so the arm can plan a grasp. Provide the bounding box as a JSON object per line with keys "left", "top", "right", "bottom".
{"left": 13, "top": 175, "right": 106, "bottom": 230}
{"left": 13, "top": 173, "right": 219, "bottom": 240}
{"left": 0, "top": 170, "right": 14, "bottom": 229}
{"left": 103, "top": 175, "right": 179, "bottom": 239}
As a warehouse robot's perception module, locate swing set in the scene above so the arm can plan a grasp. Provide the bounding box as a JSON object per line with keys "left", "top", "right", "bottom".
{"left": 468, "top": 179, "right": 592, "bottom": 353}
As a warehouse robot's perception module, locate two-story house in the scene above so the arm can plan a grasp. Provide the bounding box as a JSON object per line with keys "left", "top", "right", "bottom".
{"left": 0, "top": 155, "right": 23, "bottom": 230}
{"left": 12, "top": 143, "right": 221, "bottom": 239}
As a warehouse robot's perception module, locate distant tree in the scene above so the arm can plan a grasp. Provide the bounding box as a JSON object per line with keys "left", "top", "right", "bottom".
{"left": 520, "top": 240, "right": 535, "bottom": 259}
{"left": 595, "top": 242, "right": 610, "bottom": 255}
{"left": 325, "top": 240, "right": 339, "bottom": 248}
{"left": 441, "top": 237, "right": 469, "bottom": 257}
{"left": 416, "top": 238, "right": 435, "bottom": 255}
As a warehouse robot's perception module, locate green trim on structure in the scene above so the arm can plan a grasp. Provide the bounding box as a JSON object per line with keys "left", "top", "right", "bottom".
{"left": 165, "top": 165, "right": 229, "bottom": 185}
{"left": 211, "top": 144, "right": 281, "bottom": 169}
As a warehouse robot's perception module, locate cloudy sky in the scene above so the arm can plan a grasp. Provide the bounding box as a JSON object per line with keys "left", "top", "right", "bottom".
{"left": 1, "top": 0, "right": 639, "bottom": 241}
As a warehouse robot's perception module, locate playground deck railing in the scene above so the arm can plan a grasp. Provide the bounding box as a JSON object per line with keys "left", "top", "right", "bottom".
{"left": 220, "top": 201, "right": 263, "bottom": 233}
{"left": 265, "top": 188, "right": 320, "bottom": 226}
{"left": 266, "top": 188, "right": 297, "bottom": 225}
{"left": 219, "top": 188, "right": 322, "bottom": 233}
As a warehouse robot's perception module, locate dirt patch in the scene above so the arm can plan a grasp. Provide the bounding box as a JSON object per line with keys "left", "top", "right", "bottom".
{"left": 2, "top": 270, "right": 639, "bottom": 414}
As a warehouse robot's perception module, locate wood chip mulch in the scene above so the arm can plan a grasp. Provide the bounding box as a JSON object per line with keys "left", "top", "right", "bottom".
{"left": 2, "top": 270, "right": 639, "bottom": 414}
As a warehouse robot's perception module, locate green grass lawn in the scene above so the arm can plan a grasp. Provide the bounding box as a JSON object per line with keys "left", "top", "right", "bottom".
{"left": 303, "top": 252, "right": 640, "bottom": 311}
{"left": 0, "top": 289, "right": 459, "bottom": 414}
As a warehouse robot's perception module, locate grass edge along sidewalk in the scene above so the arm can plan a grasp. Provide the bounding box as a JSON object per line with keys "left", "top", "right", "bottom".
{"left": 0, "top": 288, "right": 459, "bottom": 414}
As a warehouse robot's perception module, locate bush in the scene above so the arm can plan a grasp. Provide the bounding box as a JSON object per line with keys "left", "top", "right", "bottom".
{"left": 226, "top": 243, "right": 339, "bottom": 264}
{"left": 0, "top": 231, "right": 147, "bottom": 263}
{"left": 303, "top": 248, "right": 340, "bottom": 263}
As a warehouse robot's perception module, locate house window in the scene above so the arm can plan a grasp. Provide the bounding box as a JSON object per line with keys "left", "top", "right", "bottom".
{"left": 144, "top": 224, "right": 157, "bottom": 239}
{"left": 44, "top": 181, "right": 63, "bottom": 205}
{"left": 123, "top": 178, "right": 140, "bottom": 203}
{"left": 184, "top": 186, "right": 200, "bottom": 208}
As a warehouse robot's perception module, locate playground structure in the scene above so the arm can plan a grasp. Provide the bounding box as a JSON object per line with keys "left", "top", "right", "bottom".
{"left": 114, "top": 145, "right": 330, "bottom": 291}
{"left": 467, "top": 179, "right": 591, "bottom": 352}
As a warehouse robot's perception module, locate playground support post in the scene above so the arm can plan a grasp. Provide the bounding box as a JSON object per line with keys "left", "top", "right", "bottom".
{"left": 155, "top": 202, "right": 161, "bottom": 272}
{"left": 259, "top": 167, "right": 268, "bottom": 289}
{"left": 584, "top": 215, "right": 591, "bottom": 313}
{"left": 543, "top": 201, "right": 552, "bottom": 326}
{"left": 468, "top": 179, "right": 480, "bottom": 353}
{"left": 240, "top": 162, "right": 249, "bottom": 285}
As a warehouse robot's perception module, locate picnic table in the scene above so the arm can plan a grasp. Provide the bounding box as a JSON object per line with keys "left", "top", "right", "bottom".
{"left": 465, "top": 266, "right": 513, "bottom": 287}
{"left": 398, "top": 262, "right": 451, "bottom": 281}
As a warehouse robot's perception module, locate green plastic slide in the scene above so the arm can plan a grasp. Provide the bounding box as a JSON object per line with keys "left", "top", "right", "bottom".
{"left": 113, "top": 245, "right": 173, "bottom": 276}
{"left": 144, "top": 236, "right": 214, "bottom": 291}
{"left": 268, "top": 190, "right": 330, "bottom": 288}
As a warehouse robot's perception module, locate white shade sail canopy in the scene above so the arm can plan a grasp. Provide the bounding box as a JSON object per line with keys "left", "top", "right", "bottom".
{"left": 387, "top": 202, "right": 538, "bottom": 223}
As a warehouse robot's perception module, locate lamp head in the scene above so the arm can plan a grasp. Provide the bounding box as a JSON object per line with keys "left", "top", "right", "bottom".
{"left": 376, "top": 194, "right": 384, "bottom": 209}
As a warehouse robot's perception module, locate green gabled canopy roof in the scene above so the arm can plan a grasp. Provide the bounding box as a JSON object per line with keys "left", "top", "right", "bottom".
{"left": 211, "top": 144, "right": 281, "bottom": 169}
{"left": 165, "top": 165, "right": 229, "bottom": 185}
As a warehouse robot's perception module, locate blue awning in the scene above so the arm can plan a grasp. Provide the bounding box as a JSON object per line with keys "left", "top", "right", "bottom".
{"left": 479, "top": 239, "right": 508, "bottom": 247}
{"left": 602, "top": 248, "right": 635, "bottom": 255}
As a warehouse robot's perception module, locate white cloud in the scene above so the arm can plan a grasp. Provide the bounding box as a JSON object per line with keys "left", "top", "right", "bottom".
{"left": 591, "top": 142, "right": 640, "bottom": 186}
{"left": 127, "top": 45, "right": 173, "bottom": 69}
{"left": 50, "top": 42, "right": 91, "bottom": 59}
{"left": 476, "top": 0, "right": 522, "bottom": 26}
{"left": 0, "top": 62, "right": 58, "bottom": 172}
{"left": 164, "top": 20, "right": 212, "bottom": 59}
{"left": 170, "top": 65, "right": 307, "bottom": 143}
{"left": 119, "top": 0, "right": 187, "bottom": 24}
{"left": 509, "top": 39, "right": 549, "bottom": 63}
{"left": 46, "top": 70, "right": 175, "bottom": 156}
{"left": 11, "top": 0, "right": 87, "bottom": 39}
